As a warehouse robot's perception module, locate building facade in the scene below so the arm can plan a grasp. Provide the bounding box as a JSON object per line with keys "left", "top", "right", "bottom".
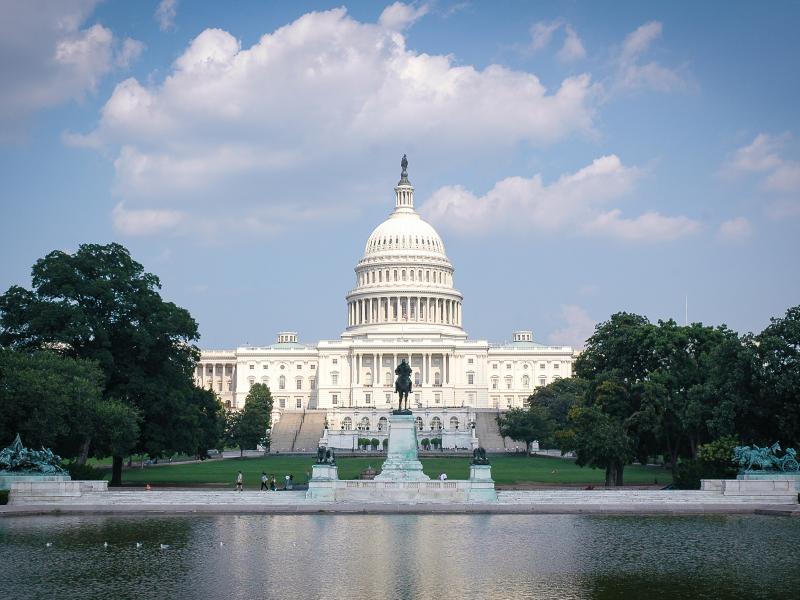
{"left": 195, "top": 159, "right": 574, "bottom": 449}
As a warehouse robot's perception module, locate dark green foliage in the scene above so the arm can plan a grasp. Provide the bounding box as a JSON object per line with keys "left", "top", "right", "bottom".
{"left": 673, "top": 437, "right": 739, "bottom": 489}
{"left": 370, "top": 438, "right": 379, "bottom": 450}
{"left": 226, "top": 383, "right": 272, "bottom": 455}
{"left": 0, "top": 243, "right": 223, "bottom": 485}
{"left": 420, "top": 438, "right": 430, "bottom": 449}
{"left": 63, "top": 462, "right": 107, "bottom": 480}
{"left": 497, "top": 405, "right": 553, "bottom": 452}
{"left": 0, "top": 490, "right": 8, "bottom": 505}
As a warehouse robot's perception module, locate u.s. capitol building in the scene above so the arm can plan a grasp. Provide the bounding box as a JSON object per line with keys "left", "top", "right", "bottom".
{"left": 195, "top": 158, "right": 574, "bottom": 451}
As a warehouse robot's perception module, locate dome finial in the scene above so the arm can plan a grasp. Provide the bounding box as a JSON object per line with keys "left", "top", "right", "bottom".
{"left": 398, "top": 154, "right": 410, "bottom": 185}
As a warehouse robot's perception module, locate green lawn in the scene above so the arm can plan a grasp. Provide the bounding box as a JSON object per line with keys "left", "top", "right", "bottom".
{"left": 114, "top": 455, "right": 671, "bottom": 488}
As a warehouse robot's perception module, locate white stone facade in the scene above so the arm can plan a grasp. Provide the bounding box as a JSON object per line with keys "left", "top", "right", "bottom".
{"left": 195, "top": 160, "right": 574, "bottom": 448}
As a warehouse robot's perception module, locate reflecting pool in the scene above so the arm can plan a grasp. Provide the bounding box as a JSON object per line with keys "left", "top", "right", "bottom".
{"left": 1, "top": 514, "right": 797, "bottom": 599}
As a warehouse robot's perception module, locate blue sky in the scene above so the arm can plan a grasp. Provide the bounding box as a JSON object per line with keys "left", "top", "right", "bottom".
{"left": 1, "top": 0, "right": 799, "bottom": 349}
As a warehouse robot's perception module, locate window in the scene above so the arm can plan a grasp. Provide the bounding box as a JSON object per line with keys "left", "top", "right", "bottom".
{"left": 554, "top": 362, "right": 560, "bottom": 370}
{"left": 249, "top": 364, "right": 255, "bottom": 370}
{"left": 431, "top": 417, "right": 442, "bottom": 431}
{"left": 491, "top": 377, "right": 499, "bottom": 390}
{"left": 297, "top": 364, "right": 302, "bottom": 370}
{"left": 279, "top": 375, "right": 286, "bottom": 390}
{"left": 331, "top": 373, "right": 338, "bottom": 385}
{"left": 217, "top": 382, "right": 222, "bottom": 391}
{"left": 385, "top": 393, "right": 392, "bottom": 404}
{"left": 228, "top": 382, "right": 233, "bottom": 391}
{"left": 385, "top": 371, "right": 392, "bottom": 386}
{"left": 505, "top": 376, "right": 512, "bottom": 390}
{"left": 279, "top": 398, "right": 285, "bottom": 408}
{"left": 414, "top": 371, "right": 421, "bottom": 386}
{"left": 359, "top": 417, "right": 370, "bottom": 431}
{"left": 378, "top": 416, "right": 387, "bottom": 431}
{"left": 332, "top": 394, "right": 339, "bottom": 405}
{"left": 280, "top": 364, "right": 285, "bottom": 370}
{"left": 434, "top": 393, "right": 441, "bottom": 404}
{"left": 468, "top": 358, "right": 474, "bottom": 364}
{"left": 506, "top": 363, "right": 512, "bottom": 369}
{"left": 434, "top": 372, "right": 441, "bottom": 386}
{"left": 366, "top": 371, "right": 373, "bottom": 386}
{"left": 449, "top": 417, "right": 459, "bottom": 430}
{"left": 365, "top": 393, "right": 371, "bottom": 404}
{"left": 310, "top": 377, "right": 316, "bottom": 390}
{"left": 311, "top": 364, "right": 316, "bottom": 370}
{"left": 263, "top": 364, "right": 268, "bottom": 370}
{"left": 296, "top": 378, "right": 302, "bottom": 390}
{"left": 540, "top": 363, "right": 546, "bottom": 369}
{"left": 415, "top": 416, "right": 424, "bottom": 431}
{"left": 415, "top": 393, "right": 421, "bottom": 407}
{"left": 342, "top": 416, "right": 351, "bottom": 429}
{"left": 539, "top": 376, "right": 546, "bottom": 387}
{"left": 522, "top": 375, "right": 530, "bottom": 387}
{"left": 332, "top": 358, "right": 338, "bottom": 365}
{"left": 492, "top": 363, "right": 498, "bottom": 369}
{"left": 523, "top": 363, "right": 529, "bottom": 369}
{"left": 296, "top": 398, "right": 302, "bottom": 408}
{"left": 467, "top": 373, "right": 475, "bottom": 385}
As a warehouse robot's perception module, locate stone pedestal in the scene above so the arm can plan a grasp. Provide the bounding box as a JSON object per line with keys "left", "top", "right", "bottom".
{"left": 306, "top": 463, "right": 339, "bottom": 501}
{"left": 375, "top": 414, "right": 429, "bottom": 481}
{"left": 0, "top": 474, "right": 70, "bottom": 491}
{"left": 467, "top": 464, "right": 497, "bottom": 502}
{"left": 737, "top": 472, "right": 800, "bottom": 491}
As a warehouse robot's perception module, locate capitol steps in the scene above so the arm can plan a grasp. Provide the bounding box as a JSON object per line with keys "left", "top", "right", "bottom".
{"left": 270, "top": 413, "right": 303, "bottom": 453}
{"left": 293, "top": 411, "right": 326, "bottom": 452}
{"left": 474, "top": 411, "right": 512, "bottom": 452}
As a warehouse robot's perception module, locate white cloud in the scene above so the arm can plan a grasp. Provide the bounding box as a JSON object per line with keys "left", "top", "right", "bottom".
{"left": 724, "top": 133, "right": 800, "bottom": 218}
{"left": 614, "top": 21, "right": 687, "bottom": 93}
{"left": 558, "top": 25, "right": 586, "bottom": 63}
{"left": 379, "top": 2, "right": 430, "bottom": 30}
{"left": 717, "top": 217, "right": 753, "bottom": 242}
{"left": 0, "top": 0, "right": 143, "bottom": 140}
{"left": 420, "top": 154, "right": 698, "bottom": 242}
{"left": 548, "top": 305, "right": 596, "bottom": 347}
{"left": 112, "top": 203, "right": 186, "bottom": 236}
{"left": 71, "top": 5, "right": 597, "bottom": 238}
{"left": 116, "top": 38, "right": 146, "bottom": 68}
{"left": 530, "top": 20, "right": 586, "bottom": 63}
{"left": 155, "top": 0, "right": 179, "bottom": 32}
{"left": 584, "top": 209, "right": 701, "bottom": 241}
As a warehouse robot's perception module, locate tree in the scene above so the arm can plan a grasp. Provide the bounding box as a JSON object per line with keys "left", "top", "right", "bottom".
{"left": 568, "top": 405, "right": 635, "bottom": 486}
{"left": 754, "top": 305, "right": 800, "bottom": 447}
{"left": 497, "top": 406, "right": 552, "bottom": 454}
{"left": 0, "top": 243, "right": 220, "bottom": 485}
{"left": 235, "top": 383, "right": 273, "bottom": 455}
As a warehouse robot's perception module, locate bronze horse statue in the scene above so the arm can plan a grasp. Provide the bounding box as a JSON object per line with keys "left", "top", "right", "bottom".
{"left": 394, "top": 359, "right": 413, "bottom": 412}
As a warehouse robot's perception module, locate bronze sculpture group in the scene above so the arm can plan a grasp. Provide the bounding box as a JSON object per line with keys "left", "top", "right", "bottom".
{"left": 0, "top": 434, "right": 67, "bottom": 475}
{"left": 734, "top": 442, "right": 799, "bottom": 472}
{"left": 394, "top": 358, "right": 413, "bottom": 413}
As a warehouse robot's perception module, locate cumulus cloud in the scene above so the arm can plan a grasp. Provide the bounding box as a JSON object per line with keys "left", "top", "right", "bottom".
{"left": 70, "top": 5, "right": 597, "bottom": 238}
{"left": 0, "top": 0, "right": 143, "bottom": 140}
{"left": 155, "top": 0, "right": 179, "bottom": 32}
{"left": 378, "top": 1, "right": 429, "bottom": 30}
{"left": 613, "top": 21, "right": 687, "bottom": 92}
{"left": 548, "top": 305, "right": 596, "bottom": 347}
{"left": 530, "top": 21, "right": 586, "bottom": 63}
{"left": 717, "top": 217, "right": 753, "bottom": 242}
{"left": 724, "top": 133, "right": 800, "bottom": 218}
{"left": 112, "top": 203, "right": 186, "bottom": 236}
{"left": 419, "top": 154, "right": 699, "bottom": 241}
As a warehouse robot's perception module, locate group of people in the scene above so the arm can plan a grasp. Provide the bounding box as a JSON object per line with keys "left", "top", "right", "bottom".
{"left": 234, "top": 471, "right": 294, "bottom": 491}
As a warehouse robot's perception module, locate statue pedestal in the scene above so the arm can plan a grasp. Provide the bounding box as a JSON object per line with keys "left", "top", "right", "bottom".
{"left": 375, "top": 414, "right": 429, "bottom": 481}
{"left": 0, "top": 474, "right": 70, "bottom": 491}
{"left": 467, "top": 464, "right": 497, "bottom": 501}
{"left": 306, "top": 463, "right": 339, "bottom": 500}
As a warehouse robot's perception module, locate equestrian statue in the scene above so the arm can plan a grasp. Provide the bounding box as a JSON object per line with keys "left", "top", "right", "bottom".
{"left": 394, "top": 359, "right": 413, "bottom": 413}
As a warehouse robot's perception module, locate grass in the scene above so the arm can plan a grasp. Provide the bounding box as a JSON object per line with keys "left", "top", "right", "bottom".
{"left": 114, "top": 454, "right": 671, "bottom": 489}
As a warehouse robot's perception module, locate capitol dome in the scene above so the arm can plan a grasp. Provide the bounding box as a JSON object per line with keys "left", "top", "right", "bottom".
{"left": 344, "top": 156, "right": 465, "bottom": 339}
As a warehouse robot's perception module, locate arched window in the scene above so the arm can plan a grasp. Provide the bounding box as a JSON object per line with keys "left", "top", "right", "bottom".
{"left": 415, "top": 416, "right": 424, "bottom": 431}
{"left": 342, "top": 417, "right": 352, "bottom": 430}
{"left": 359, "top": 417, "right": 370, "bottom": 431}
{"left": 378, "top": 416, "right": 388, "bottom": 431}
{"left": 385, "top": 371, "right": 392, "bottom": 386}
{"left": 279, "top": 375, "right": 286, "bottom": 390}
{"left": 434, "top": 371, "right": 441, "bottom": 386}
{"left": 365, "top": 371, "right": 373, "bottom": 385}
{"left": 449, "top": 416, "right": 459, "bottom": 430}
{"left": 431, "top": 416, "right": 442, "bottom": 431}
{"left": 402, "top": 269, "right": 406, "bottom": 281}
{"left": 414, "top": 371, "right": 421, "bottom": 386}
{"left": 522, "top": 375, "right": 530, "bottom": 387}
{"left": 379, "top": 271, "right": 382, "bottom": 282}
{"left": 410, "top": 270, "right": 414, "bottom": 281}
{"left": 393, "top": 269, "right": 398, "bottom": 281}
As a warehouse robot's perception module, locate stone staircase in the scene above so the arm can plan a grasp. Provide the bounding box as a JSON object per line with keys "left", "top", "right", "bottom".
{"left": 270, "top": 413, "right": 303, "bottom": 453}
{"left": 474, "top": 411, "right": 512, "bottom": 452}
{"left": 293, "top": 411, "right": 326, "bottom": 452}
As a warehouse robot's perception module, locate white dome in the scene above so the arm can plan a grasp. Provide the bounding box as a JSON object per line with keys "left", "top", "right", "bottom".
{"left": 364, "top": 211, "right": 446, "bottom": 257}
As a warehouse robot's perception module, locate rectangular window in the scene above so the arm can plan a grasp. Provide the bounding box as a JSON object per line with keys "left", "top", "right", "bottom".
{"left": 331, "top": 373, "right": 338, "bottom": 385}
{"left": 297, "top": 364, "right": 302, "bottom": 370}
{"left": 506, "top": 380, "right": 512, "bottom": 389}
{"left": 554, "top": 362, "right": 560, "bottom": 369}
{"left": 434, "top": 393, "right": 441, "bottom": 404}
{"left": 492, "top": 363, "right": 498, "bottom": 369}
{"left": 263, "top": 364, "right": 268, "bottom": 370}
{"left": 332, "top": 358, "right": 338, "bottom": 365}
{"left": 506, "top": 363, "right": 512, "bottom": 369}
{"left": 539, "top": 376, "right": 546, "bottom": 386}
{"left": 331, "top": 394, "right": 338, "bottom": 405}
{"left": 296, "top": 398, "right": 302, "bottom": 408}
{"left": 296, "top": 379, "right": 302, "bottom": 390}
{"left": 385, "top": 393, "right": 391, "bottom": 404}
{"left": 310, "top": 378, "right": 316, "bottom": 390}
{"left": 467, "top": 373, "right": 474, "bottom": 385}
{"left": 365, "top": 393, "right": 371, "bottom": 404}
{"left": 311, "top": 364, "right": 316, "bottom": 370}
{"left": 249, "top": 365, "right": 254, "bottom": 370}
{"left": 540, "top": 363, "right": 546, "bottom": 369}
{"left": 279, "top": 398, "right": 286, "bottom": 408}
{"left": 468, "top": 358, "right": 474, "bottom": 364}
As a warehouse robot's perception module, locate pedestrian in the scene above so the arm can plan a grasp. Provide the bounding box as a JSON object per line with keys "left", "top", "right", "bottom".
{"left": 287, "top": 474, "right": 294, "bottom": 490}
{"left": 439, "top": 472, "right": 447, "bottom": 481}
{"left": 236, "top": 470, "right": 243, "bottom": 491}
{"left": 284, "top": 474, "right": 290, "bottom": 490}
{"left": 269, "top": 474, "right": 276, "bottom": 491}
{"left": 260, "top": 471, "right": 268, "bottom": 491}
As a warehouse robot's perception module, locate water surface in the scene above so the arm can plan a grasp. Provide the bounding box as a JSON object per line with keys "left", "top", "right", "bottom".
{"left": 1, "top": 514, "right": 797, "bottom": 599}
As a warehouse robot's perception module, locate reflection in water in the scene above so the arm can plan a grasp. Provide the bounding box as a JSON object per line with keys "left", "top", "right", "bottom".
{"left": 0, "top": 514, "right": 797, "bottom": 600}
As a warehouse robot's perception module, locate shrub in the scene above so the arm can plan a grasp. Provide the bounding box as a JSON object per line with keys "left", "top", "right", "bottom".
{"left": 64, "top": 462, "right": 107, "bottom": 480}
{"left": 420, "top": 438, "right": 430, "bottom": 449}
{"left": 370, "top": 438, "right": 379, "bottom": 450}
{"left": 382, "top": 438, "right": 389, "bottom": 450}
{"left": 431, "top": 437, "right": 442, "bottom": 449}
{"left": 0, "top": 490, "right": 8, "bottom": 505}
{"left": 674, "top": 437, "right": 739, "bottom": 489}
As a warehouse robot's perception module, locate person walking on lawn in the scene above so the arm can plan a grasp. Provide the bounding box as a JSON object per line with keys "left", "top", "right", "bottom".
{"left": 236, "top": 471, "right": 243, "bottom": 492}
{"left": 260, "top": 472, "right": 268, "bottom": 491}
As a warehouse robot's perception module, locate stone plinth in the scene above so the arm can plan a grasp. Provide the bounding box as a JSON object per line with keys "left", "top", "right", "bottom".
{"left": 9, "top": 480, "right": 107, "bottom": 505}
{"left": 700, "top": 478, "right": 798, "bottom": 500}
{"left": 306, "top": 464, "right": 339, "bottom": 501}
{"left": 0, "top": 474, "right": 70, "bottom": 491}
{"left": 737, "top": 472, "right": 800, "bottom": 490}
{"left": 374, "top": 413, "right": 429, "bottom": 481}
{"left": 467, "top": 464, "right": 497, "bottom": 502}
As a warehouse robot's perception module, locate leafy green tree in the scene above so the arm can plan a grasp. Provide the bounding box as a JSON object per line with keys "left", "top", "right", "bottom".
{"left": 568, "top": 405, "right": 635, "bottom": 486}
{"left": 497, "top": 405, "right": 552, "bottom": 454}
{"left": 234, "top": 383, "right": 273, "bottom": 455}
{"left": 528, "top": 377, "right": 586, "bottom": 433}
{"left": 753, "top": 305, "right": 800, "bottom": 447}
{"left": 0, "top": 243, "right": 220, "bottom": 485}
